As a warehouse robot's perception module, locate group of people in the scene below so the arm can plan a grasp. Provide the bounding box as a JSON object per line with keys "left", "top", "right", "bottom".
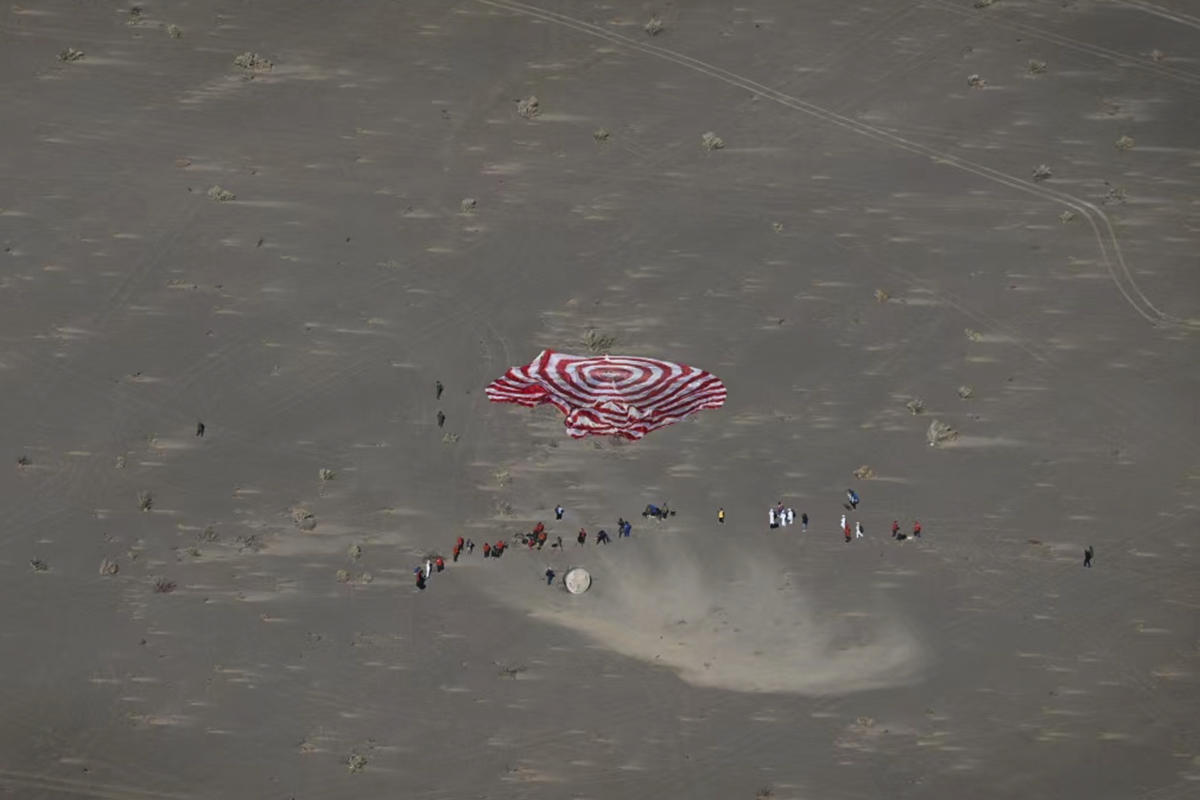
{"left": 414, "top": 505, "right": 647, "bottom": 590}
{"left": 767, "top": 503, "right": 805, "bottom": 530}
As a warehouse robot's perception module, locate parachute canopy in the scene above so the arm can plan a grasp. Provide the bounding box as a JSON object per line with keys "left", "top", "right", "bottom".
{"left": 485, "top": 350, "right": 727, "bottom": 439}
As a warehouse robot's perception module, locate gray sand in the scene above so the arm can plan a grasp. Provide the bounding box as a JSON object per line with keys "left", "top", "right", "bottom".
{"left": 2, "top": 1, "right": 1198, "bottom": 798}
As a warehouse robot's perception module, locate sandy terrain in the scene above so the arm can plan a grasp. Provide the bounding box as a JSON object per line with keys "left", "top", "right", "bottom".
{"left": 2, "top": 1, "right": 1198, "bottom": 797}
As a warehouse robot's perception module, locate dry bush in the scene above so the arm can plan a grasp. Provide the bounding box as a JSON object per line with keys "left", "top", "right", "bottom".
{"left": 318, "top": 468, "right": 335, "bottom": 481}
{"left": 1102, "top": 184, "right": 1127, "bottom": 205}
{"left": 16, "top": 455, "right": 30, "bottom": 467}
{"left": 756, "top": 787, "right": 775, "bottom": 800}
{"left": 964, "top": 328, "right": 983, "bottom": 342}
{"left": 153, "top": 578, "right": 177, "bottom": 594}
{"left": 166, "top": 24, "right": 182, "bottom": 39}
{"left": 645, "top": 16, "right": 664, "bottom": 36}
{"left": 927, "top": 419, "right": 958, "bottom": 447}
{"left": 347, "top": 754, "right": 367, "bottom": 773}
{"left": 593, "top": 127, "right": 611, "bottom": 142}
{"left": 1027, "top": 59, "right": 1047, "bottom": 74}
{"left": 30, "top": 559, "right": 48, "bottom": 573}
{"left": 1059, "top": 210, "right": 1076, "bottom": 224}
{"left": 853, "top": 465, "right": 876, "bottom": 479}
{"left": 459, "top": 197, "right": 477, "bottom": 213}
{"left": 206, "top": 185, "right": 236, "bottom": 202}
{"left": 58, "top": 48, "right": 85, "bottom": 62}
{"left": 494, "top": 469, "right": 511, "bottom": 487}
{"left": 137, "top": 491, "right": 153, "bottom": 511}
{"left": 957, "top": 385, "right": 975, "bottom": 399}
{"left": 348, "top": 544, "right": 362, "bottom": 560}
{"left": 967, "top": 74, "right": 986, "bottom": 88}
{"left": 973, "top": 0, "right": 994, "bottom": 7}
{"left": 291, "top": 507, "right": 316, "bottom": 530}
{"left": 128, "top": 6, "right": 144, "bottom": 25}
{"left": 335, "top": 569, "right": 351, "bottom": 584}
{"left": 198, "top": 526, "right": 219, "bottom": 542}
{"left": 233, "top": 52, "right": 273, "bottom": 71}
{"left": 1150, "top": 49, "right": 1166, "bottom": 62}
{"left": 99, "top": 558, "right": 119, "bottom": 576}
{"left": 1114, "top": 135, "right": 1135, "bottom": 151}
{"left": 441, "top": 432, "right": 460, "bottom": 444}
{"left": 905, "top": 398, "right": 925, "bottom": 415}
{"left": 771, "top": 221, "right": 784, "bottom": 233}
{"left": 516, "top": 96, "right": 539, "bottom": 118}
{"left": 701, "top": 131, "right": 725, "bottom": 151}
{"left": 1032, "top": 164, "right": 1053, "bottom": 182}
{"left": 236, "top": 533, "right": 263, "bottom": 552}
{"left": 583, "top": 329, "right": 617, "bottom": 354}
{"left": 874, "top": 288, "right": 890, "bottom": 303}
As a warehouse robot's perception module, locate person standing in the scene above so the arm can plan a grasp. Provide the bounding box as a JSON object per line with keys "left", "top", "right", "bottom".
{"left": 844, "top": 523, "right": 852, "bottom": 543}
{"left": 466, "top": 539, "right": 475, "bottom": 554}
{"left": 801, "top": 512, "right": 808, "bottom": 533}
{"left": 855, "top": 521, "right": 864, "bottom": 539}
{"left": 577, "top": 528, "right": 587, "bottom": 546}
{"left": 769, "top": 508, "right": 777, "bottom": 529}
{"left": 718, "top": 507, "right": 726, "bottom": 524}
{"left": 1084, "top": 546, "right": 1094, "bottom": 568}
{"left": 435, "top": 380, "right": 444, "bottom": 399}
{"left": 912, "top": 521, "right": 922, "bottom": 538}
{"left": 195, "top": 421, "right": 206, "bottom": 438}
{"left": 786, "top": 508, "right": 795, "bottom": 527}
{"left": 555, "top": 505, "right": 564, "bottom": 520}
{"left": 482, "top": 542, "right": 491, "bottom": 558}
{"left": 891, "top": 520, "right": 899, "bottom": 539}
{"left": 846, "top": 489, "right": 859, "bottom": 510}
{"left": 545, "top": 568, "right": 556, "bottom": 585}
{"left": 622, "top": 520, "right": 631, "bottom": 538}
{"left": 435, "top": 556, "right": 445, "bottom": 572}
{"left": 597, "top": 529, "right": 610, "bottom": 545}
{"left": 415, "top": 568, "right": 426, "bottom": 590}
{"left": 840, "top": 513, "right": 847, "bottom": 532}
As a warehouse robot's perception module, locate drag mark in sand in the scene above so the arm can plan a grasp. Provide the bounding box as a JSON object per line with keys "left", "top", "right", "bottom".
{"left": 475, "top": 0, "right": 1195, "bottom": 332}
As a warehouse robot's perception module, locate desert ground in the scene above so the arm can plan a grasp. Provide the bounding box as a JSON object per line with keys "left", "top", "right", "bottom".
{"left": 2, "top": 1, "right": 1198, "bottom": 797}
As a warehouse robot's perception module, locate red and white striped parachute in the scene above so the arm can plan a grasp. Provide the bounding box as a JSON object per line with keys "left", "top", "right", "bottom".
{"left": 485, "top": 350, "right": 727, "bottom": 439}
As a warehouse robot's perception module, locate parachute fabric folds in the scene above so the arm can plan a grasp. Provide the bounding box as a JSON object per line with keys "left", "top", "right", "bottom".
{"left": 485, "top": 350, "right": 727, "bottom": 439}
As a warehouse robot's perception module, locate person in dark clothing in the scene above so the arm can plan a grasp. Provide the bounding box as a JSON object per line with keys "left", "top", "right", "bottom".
{"left": 555, "top": 505, "right": 565, "bottom": 520}
{"left": 415, "top": 569, "right": 426, "bottom": 590}
{"left": 596, "top": 529, "right": 610, "bottom": 545}
{"left": 452, "top": 545, "right": 460, "bottom": 562}
{"left": 545, "top": 568, "right": 556, "bottom": 586}
{"left": 436, "top": 410, "right": 446, "bottom": 428}
{"left": 435, "top": 556, "right": 445, "bottom": 572}
{"left": 466, "top": 539, "right": 475, "bottom": 554}
{"left": 891, "top": 520, "right": 900, "bottom": 538}
{"left": 912, "top": 521, "right": 922, "bottom": 538}
{"left": 195, "top": 421, "right": 206, "bottom": 437}
{"left": 1084, "top": 546, "right": 1094, "bottom": 567}
{"left": 482, "top": 542, "right": 491, "bottom": 558}
{"left": 577, "top": 528, "right": 587, "bottom": 546}
{"left": 846, "top": 489, "right": 859, "bottom": 510}
{"left": 553, "top": 535, "right": 563, "bottom": 549}
{"left": 435, "top": 380, "right": 444, "bottom": 399}
{"left": 801, "top": 512, "right": 808, "bottom": 532}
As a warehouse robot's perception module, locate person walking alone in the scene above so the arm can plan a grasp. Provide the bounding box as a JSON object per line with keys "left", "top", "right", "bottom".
{"left": 801, "top": 512, "right": 808, "bottom": 533}
{"left": 1084, "top": 546, "right": 1094, "bottom": 568}
{"left": 718, "top": 507, "right": 725, "bottom": 524}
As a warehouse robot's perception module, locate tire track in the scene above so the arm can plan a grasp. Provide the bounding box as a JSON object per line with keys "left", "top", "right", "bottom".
{"left": 927, "top": 0, "right": 1200, "bottom": 87}
{"left": 475, "top": 0, "right": 1195, "bottom": 332}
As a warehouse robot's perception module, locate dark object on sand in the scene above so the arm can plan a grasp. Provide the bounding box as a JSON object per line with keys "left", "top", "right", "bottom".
{"left": 17, "top": 455, "right": 31, "bottom": 467}
{"left": 195, "top": 421, "right": 205, "bottom": 437}
{"left": 437, "top": 410, "right": 445, "bottom": 428}
{"left": 435, "top": 380, "right": 444, "bottom": 399}
{"left": 1084, "top": 546, "right": 1094, "bottom": 568}
{"left": 643, "top": 504, "right": 674, "bottom": 520}
{"left": 153, "top": 578, "right": 177, "bottom": 594}
{"left": 545, "top": 568, "right": 556, "bottom": 585}
{"left": 30, "top": 559, "right": 48, "bottom": 572}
